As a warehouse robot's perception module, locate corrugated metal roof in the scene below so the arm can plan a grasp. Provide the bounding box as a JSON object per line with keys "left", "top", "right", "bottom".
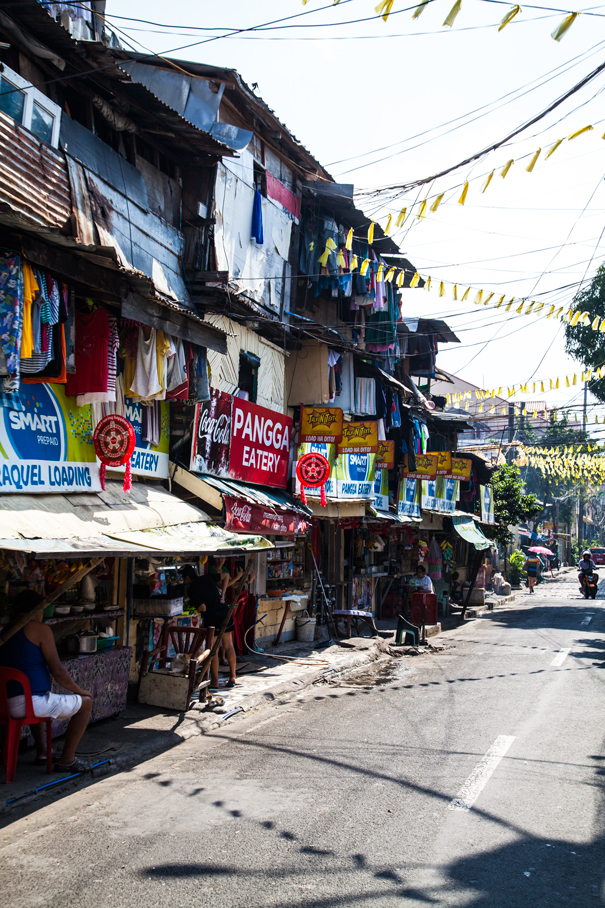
{"left": 0, "top": 113, "right": 71, "bottom": 229}
{"left": 0, "top": 481, "right": 210, "bottom": 541}
{"left": 194, "top": 474, "right": 312, "bottom": 518}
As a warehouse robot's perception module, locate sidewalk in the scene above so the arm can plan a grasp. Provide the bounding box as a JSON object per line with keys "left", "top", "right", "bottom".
{"left": 1, "top": 634, "right": 392, "bottom": 816}
{"left": 1, "top": 586, "right": 527, "bottom": 816}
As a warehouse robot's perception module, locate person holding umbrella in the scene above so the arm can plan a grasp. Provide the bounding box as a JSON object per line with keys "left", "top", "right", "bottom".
{"left": 523, "top": 551, "right": 542, "bottom": 594}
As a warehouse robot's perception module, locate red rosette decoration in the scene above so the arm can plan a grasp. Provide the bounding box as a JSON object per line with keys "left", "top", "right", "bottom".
{"left": 296, "top": 452, "right": 331, "bottom": 508}
{"left": 93, "top": 415, "right": 136, "bottom": 493}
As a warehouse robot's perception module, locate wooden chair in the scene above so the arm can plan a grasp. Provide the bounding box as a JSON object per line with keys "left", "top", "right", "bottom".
{"left": 138, "top": 624, "right": 215, "bottom": 712}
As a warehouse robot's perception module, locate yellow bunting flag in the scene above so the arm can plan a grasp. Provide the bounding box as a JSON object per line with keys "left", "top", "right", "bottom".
{"left": 396, "top": 207, "right": 407, "bottom": 227}
{"left": 396, "top": 270, "right": 405, "bottom": 288}
{"left": 495, "top": 295, "right": 505, "bottom": 308}
{"left": 425, "top": 275, "right": 432, "bottom": 291}
{"left": 568, "top": 125, "right": 593, "bottom": 141}
{"left": 458, "top": 182, "right": 469, "bottom": 205}
{"left": 505, "top": 298, "right": 515, "bottom": 312}
{"left": 376, "top": 264, "right": 385, "bottom": 283}
{"left": 571, "top": 312, "right": 581, "bottom": 327}
{"left": 375, "top": 0, "right": 395, "bottom": 22}
{"left": 534, "top": 302, "right": 544, "bottom": 314}
{"left": 552, "top": 11, "right": 580, "bottom": 41}
{"left": 440, "top": 281, "right": 445, "bottom": 297}
{"left": 350, "top": 254, "right": 358, "bottom": 271}
{"left": 462, "top": 287, "right": 470, "bottom": 301}
{"left": 410, "top": 272, "right": 420, "bottom": 288}
{"left": 360, "top": 258, "right": 370, "bottom": 276}
{"left": 526, "top": 148, "right": 541, "bottom": 172}
{"left": 326, "top": 238, "right": 337, "bottom": 251}
{"left": 430, "top": 193, "right": 445, "bottom": 212}
{"left": 482, "top": 171, "right": 495, "bottom": 193}
{"left": 384, "top": 213, "right": 392, "bottom": 234}
{"left": 484, "top": 292, "right": 495, "bottom": 306}
{"left": 501, "top": 159, "right": 514, "bottom": 178}
{"left": 318, "top": 248, "right": 330, "bottom": 267}
{"left": 525, "top": 301, "right": 535, "bottom": 315}
{"left": 516, "top": 301, "right": 524, "bottom": 314}
{"left": 592, "top": 316, "right": 600, "bottom": 330}
{"left": 417, "top": 200, "right": 427, "bottom": 219}
{"left": 498, "top": 4, "right": 521, "bottom": 31}
{"left": 412, "top": 0, "right": 430, "bottom": 18}
{"left": 367, "top": 222, "right": 375, "bottom": 245}
{"left": 443, "top": 0, "right": 462, "bottom": 27}
{"left": 385, "top": 267, "right": 396, "bottom": 283}
{"left": 545, "top": 138, "right": 563, "bottom": 160}
{"left": 336, "top": 249, "right": 346, "bottom": 268}
{"left": 600, "top": 319, "right": 605, "bottom": 333}
{"left": 346, "top": 227, "right": 354, "bottom": 251}
{"left": 546, "top": 305, "right": 554, "bottom": 318}
{"left": 453, "top": 285, "right": 458, "bottom": 300}
{"left": 474, "top": 290, "right": 483, "bottom": 305}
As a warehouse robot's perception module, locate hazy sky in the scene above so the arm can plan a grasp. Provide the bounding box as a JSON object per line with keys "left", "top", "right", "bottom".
{"left": 104, "top": 0, "right": 605, "bottom": 433}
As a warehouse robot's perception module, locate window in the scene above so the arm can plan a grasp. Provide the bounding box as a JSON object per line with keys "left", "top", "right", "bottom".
{"left": 238, "top": 351, "right": 260, "bottom": 403}
{"left": 0, "top": 64, "right": 61, "bottom": 147}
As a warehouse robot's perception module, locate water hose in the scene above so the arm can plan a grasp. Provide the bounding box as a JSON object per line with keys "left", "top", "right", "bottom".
{"left": 244, "top": 616, "right": 330, "bottom": 665}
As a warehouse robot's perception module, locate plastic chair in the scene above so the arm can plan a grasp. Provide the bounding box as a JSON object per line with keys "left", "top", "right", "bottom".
{"left": 0, "top": 667, "right": 52, "bottom": 783}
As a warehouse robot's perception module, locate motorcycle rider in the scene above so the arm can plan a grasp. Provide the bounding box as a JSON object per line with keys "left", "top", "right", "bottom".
{"left": 578, "top": 550, "right": 597, "bottom": 594}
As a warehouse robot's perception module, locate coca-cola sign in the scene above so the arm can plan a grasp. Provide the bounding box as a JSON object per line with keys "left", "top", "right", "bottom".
{"left": 225, "top": 496, "right": 309, "bottom": 536}
{"left": 190, "top": 388, "right": 231, "bottom": 476}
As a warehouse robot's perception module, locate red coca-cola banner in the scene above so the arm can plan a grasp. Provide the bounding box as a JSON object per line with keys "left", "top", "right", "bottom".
{"left": 190, "top": 388, "right": 231, "bottom": 476}
{"left": 225, "top": 497, "right": 309, "bottom": 536}
{"left": 229, "top": 397, "right": 292, "bottom": 490}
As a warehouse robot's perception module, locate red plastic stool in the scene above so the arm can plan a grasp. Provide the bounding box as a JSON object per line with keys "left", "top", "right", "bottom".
{"left": 0, "top": 667, "right": 52, "bottom": 783}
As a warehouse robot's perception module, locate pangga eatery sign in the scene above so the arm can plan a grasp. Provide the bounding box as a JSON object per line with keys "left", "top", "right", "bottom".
{"left": 225, "top": 497, "right": 309, "bottom": 535}
{"left": 190, "top": 388, "right": 231, "bottom": 476}
{"left": 229, "top": 397, "right": 292, "bottom": 489}
{"left": 299, "top": 406, "right": 343, "bottom": 444}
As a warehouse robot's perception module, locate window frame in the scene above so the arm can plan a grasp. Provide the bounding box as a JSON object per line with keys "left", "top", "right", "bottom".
{"left": 0, "top": 63, "right": 62, "bottom": 147}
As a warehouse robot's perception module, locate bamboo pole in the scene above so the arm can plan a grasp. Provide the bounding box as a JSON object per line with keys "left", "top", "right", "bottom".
{"left": 0, "top": 557, "right": 104, "bottom": 648}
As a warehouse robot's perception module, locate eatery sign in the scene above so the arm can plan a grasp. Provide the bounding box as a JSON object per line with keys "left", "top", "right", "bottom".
{"left": 229, "top": 397, "right": 292, "bottom": 489}
{"left": 224, "top": 497, "right": 309, "bottom": 535}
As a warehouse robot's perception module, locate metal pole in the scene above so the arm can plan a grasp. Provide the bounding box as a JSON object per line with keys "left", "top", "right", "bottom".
{"left": 578, "top": 381, "right": 588, "bottom": 550}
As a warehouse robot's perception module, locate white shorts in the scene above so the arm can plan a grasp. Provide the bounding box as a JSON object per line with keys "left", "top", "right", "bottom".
{"left": 8, "top": 691, "right": 82, "bottom": 721}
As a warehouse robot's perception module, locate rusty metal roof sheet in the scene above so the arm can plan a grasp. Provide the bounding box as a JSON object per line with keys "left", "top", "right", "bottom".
{"left": 0, "top": 113, "right": 71, "bottom": 229}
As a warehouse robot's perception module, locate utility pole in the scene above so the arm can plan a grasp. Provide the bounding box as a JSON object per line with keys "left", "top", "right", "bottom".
{"left": 578, "top": 380, "right": 588, "bottom": 550}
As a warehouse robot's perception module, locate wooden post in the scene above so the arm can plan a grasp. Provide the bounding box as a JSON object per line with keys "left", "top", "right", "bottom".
{"left": 0, "top": 557, "right": 104, "bottom": 648}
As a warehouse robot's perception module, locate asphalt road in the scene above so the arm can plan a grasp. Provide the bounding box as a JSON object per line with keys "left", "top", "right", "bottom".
{"left": 2, "top": 571, "right": 604, "bottom": 908}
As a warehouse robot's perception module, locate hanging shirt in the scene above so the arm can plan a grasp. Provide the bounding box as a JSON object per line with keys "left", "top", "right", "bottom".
{"left": 20, "top": 263, "right": 38, "bottom": 359}
{"left": 130, "top": 326, "right": 162, "bottom": 400}
{"left": 65, "top": 307, "right": 110, "bottom": 397}
{"left": 76, "top": 315, "right": 118, "bottom": 405}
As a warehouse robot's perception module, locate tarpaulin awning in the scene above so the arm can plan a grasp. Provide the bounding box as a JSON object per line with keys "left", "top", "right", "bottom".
{"left": 197, "top": 474, "right": 311, "bottom": 518}
{"left": 453, "top": 515, "right": 493, "bottom": 550}
{"left": 103, "top": 522, "right": 273, "bottom": 556}
{"left": 0, "top": 481, "right": 210, "bottom": 541}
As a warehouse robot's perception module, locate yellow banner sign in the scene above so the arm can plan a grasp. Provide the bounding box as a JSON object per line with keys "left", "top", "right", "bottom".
{"left": 376, "top": 440, "right": 395, "bottom": 470}
{"left": 402, "top": 453, "right": 438, "bottom": 481}
{"left": 450, "top": 456, "right": 472, "bottom": 481}
{"left": 436, "top": 451, "right": 452, "bottom": 476}
{"left": 338, "top": 421, "right": 379, "bottom": 453}
{"left": 300, "top": 406, "right": 343, "bottom": 444}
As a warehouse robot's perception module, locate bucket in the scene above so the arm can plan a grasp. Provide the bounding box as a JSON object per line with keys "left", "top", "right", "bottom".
{"left": 295, "top": 612, "right": 316, "bottom": 643}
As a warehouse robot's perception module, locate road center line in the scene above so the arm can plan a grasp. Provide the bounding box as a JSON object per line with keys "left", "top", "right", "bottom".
{"left": 449, "top": 735, "right": 516, "bottom": 812}
{"left": 551, "top": 648, "right": 571, "bottom": 666}
{"left": 580, "top": 615, "right": 594, "bottom": 626}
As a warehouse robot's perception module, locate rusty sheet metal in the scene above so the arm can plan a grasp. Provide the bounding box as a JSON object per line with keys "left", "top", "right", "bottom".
{"left": 0, "top": 112, "right": 71, "bottom": 229}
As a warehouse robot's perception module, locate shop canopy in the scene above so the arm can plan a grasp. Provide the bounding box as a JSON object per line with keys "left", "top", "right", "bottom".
{"left": 0, "top": 481, "right": 272, "bottom": 558}
{"left": 452, "top": 515, "right": 493, "bottom": 551}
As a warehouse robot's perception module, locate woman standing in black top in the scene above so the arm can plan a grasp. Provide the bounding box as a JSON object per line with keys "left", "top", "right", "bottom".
{"left": 182, "top": 564, "right": 239, "bottom": 689}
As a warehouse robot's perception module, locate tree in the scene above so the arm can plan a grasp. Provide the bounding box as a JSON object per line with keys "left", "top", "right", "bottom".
{"left": 564, "top": 262, "right": 605, "bottom": 404}
{"left": 490, "top": 464, "right": 541, "bottom": 545}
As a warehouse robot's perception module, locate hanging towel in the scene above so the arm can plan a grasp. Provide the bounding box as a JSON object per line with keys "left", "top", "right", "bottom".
{"left": 355, "top": 377, "right": 377, "bottom": 416}
{"left": 251, "top": 189, "right": 264, "bottom": 244}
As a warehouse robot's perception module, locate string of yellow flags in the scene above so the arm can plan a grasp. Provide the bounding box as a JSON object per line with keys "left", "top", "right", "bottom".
{"left": 302, "top": 0, "right": 582, "bottom": 44}
{"left": 446, "top": 365, "right": 605, "bottom": 407}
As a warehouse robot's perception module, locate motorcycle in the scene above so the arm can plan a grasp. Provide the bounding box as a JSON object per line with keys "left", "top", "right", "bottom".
{"left": 579, "top": 570, "right": 599, "bottom": 599}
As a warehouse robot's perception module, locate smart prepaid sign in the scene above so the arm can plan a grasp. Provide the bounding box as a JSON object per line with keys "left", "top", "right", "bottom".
{"left": 229, "top": 398, "right": 292, "bottom": 489}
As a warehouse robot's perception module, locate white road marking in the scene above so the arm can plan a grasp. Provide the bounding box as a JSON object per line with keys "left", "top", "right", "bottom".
{"left": 580, "top": 615, "right": 594, "bottom": 626}
{"left": 550, "top": 649, "right": 571, "bottom": 667}
{"left": 449, "top": 735, "right": 516, "bottom": 812}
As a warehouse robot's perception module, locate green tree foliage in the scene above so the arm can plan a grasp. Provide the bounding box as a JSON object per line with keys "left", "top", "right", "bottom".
{"left": 564, "top": 262, "right": 605, "bottom": 404}
{"left": 490, "top": 464, "right": 541, "bottom": 545}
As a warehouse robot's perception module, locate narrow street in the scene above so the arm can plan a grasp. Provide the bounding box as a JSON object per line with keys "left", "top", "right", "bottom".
{"left": 1, "top": 571, "right": 604, "bottom": 908}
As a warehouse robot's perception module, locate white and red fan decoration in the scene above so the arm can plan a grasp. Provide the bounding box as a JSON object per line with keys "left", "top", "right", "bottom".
{"left": 93, "top": 415, "right": 136, "bottom": 492}
{"left": 296, "top": 452, "right": 331, "bottom": 507}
